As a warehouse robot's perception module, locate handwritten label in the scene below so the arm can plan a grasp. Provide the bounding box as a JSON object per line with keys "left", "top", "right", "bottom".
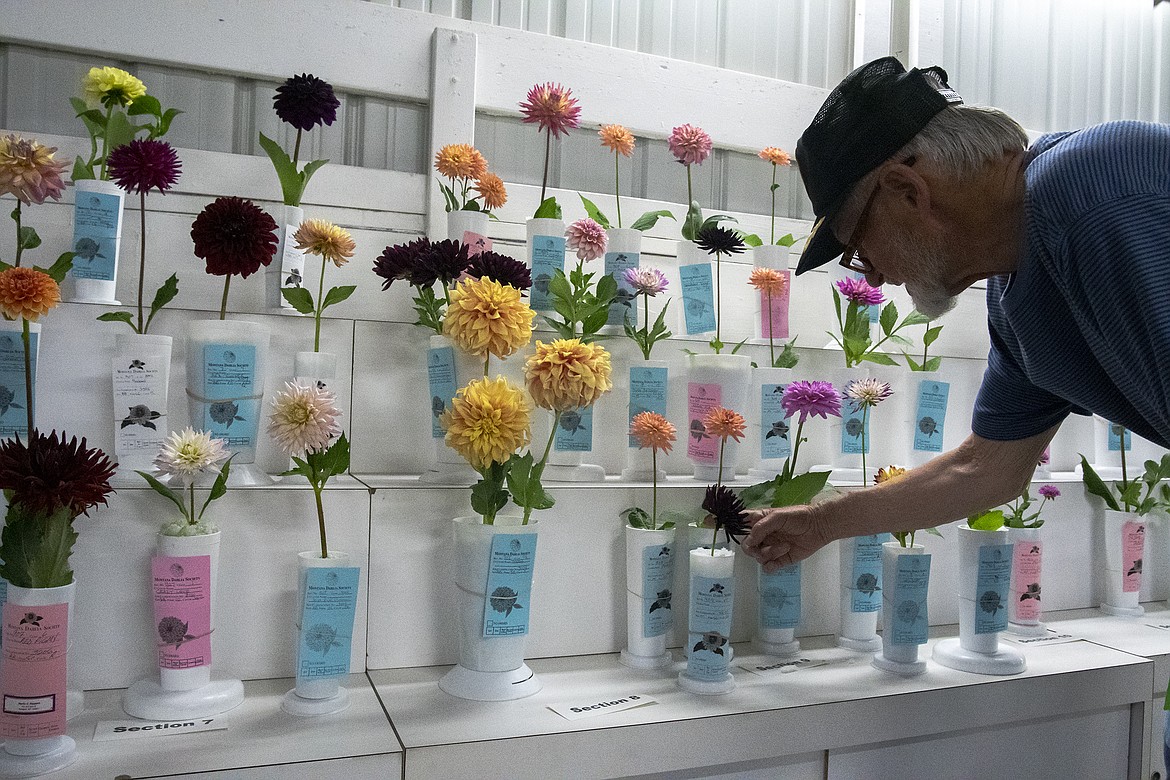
{"left": 93, "top": 717, "right": 227, "bottom": 742}
{"left": 462, "top": 230, "right": 492, "bottom": 256}
{"left": 113, "top": 348, "right": 168, "bottom": 457}
{"left": 889, "top": 554, "right": 931, "bottom": 645}
{"left": 912, "top": 379, "right": 949, "bottom": 453}
{"left": 759, "top": 383, "right": 791, "bottom": 461}
{"left": 974, "top": 543, "right": 1013, "bottom": 634}
{"left": 1011, "top": 540, "right": 1043, "bottom": 621}
{"left": 604, "top": 249, "right": 639, "bottom": 326}
{"left": 548, "top": 693, "right": 655, "bottom": 721}
{"left": 1122, "top": 521, "right": 1144, "bottom": 593}
{"left": 686, "top": 574, "right": 734, "bottom": 681}
{"left": 70, "top": 188, "right": 122, "bottom": 281}
{"left": 640, "top": 544, "right": 674, "bottom": 638}
{"left": 850, "top": 535, "right": 886, "bottom": 613}
{"left": 758, "top": 271, "right": 790, "bottom": 339}
{"left": 686, "top": 382, "right": 722, "bottom": 464}
{"left": 482, "top": 533, "right": 537, "bottom": 637}
{"left": 279, "top": 223, "right": 307, "bottom": 302}
{"left": 426, "top": 346, "right": 458, "bottom": 439}
{"left": 679, "top": 262, "right": 716, "bottom": 334}
{"left": 297, "top": 566, "right": 359, "bottom": 682}
{"left": 152, "top": 555, "right": 212, "bottom": 671}
{"left": 202, "top": 343, "right": 258, "bottom": 449}
{"left": 0, "top": 329, "right": 36, "bottom": 440}
{"left": 628, "top": 365, "right": 668, "bottom": 447}
{"left": 1, "top": 601, "right": 68, "bottom": 739}
{"left": 529, "top": 234, "right": 565, "bottom": 311}
{"left": 554, "top": 405, "right": 594, "bottom": 452}
{"left": 759, "top": 562, "right": 801, "bottom": 629}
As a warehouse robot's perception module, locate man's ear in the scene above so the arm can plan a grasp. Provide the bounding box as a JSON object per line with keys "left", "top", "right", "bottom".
{"left": 878, "top": 162, "right": 939, "bottom": 227}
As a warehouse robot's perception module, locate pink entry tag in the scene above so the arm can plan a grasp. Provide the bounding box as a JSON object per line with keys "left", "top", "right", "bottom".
{"left": 462, "top": 230, "right": 492, "bottom": 256}
{"left": 1011, "top": 541, "right": 1043, "bottom": 621}
{"left": 1122, "top": 521, "right": 1144, "bottom": 593}
{"left": 1, "top": 601, "right": 68, "bottom": 738}
{"left": 152, "top": 555, "right": 213, "bottom": 670}
{"left": 686, "top": 382, "right": 722, "bottom": 463}
{"left": 759, "top": 272, "right": 790, "bottom": 340}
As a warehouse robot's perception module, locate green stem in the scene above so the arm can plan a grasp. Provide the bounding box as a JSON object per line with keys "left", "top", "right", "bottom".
{"left": 13, "top": 201, "right": 22, "bottom": 267}
{"left": 686, "top": 165, "right": 693, "bottom": 216}
{"left": 614, "top": 151, "right": 622, "bottom": 228}
{"left": 766, "top": 289, "right": 775, "bottom": 366}
{"left": 922, "top": 320, "right": 931, "bottom": 366}
{"left": 188, "top": 482, "right": 196, "bottom": 525}
{"left": 314, "top": 257, "right": 326, "bottom": 352}
{"left": 219, "top": 275, "right": 231, "bottom": 321}
{"left": 711, "top": 438, "right": 726, "bottom": 555}
{"left": 98, "top": 104, "right": 114, "bottom": 179}
{"left": 483, "top": 352, "right": 490, "bottom": 377}
{"left": 137, "top": 191, "right": 147, "bottom": 333}
{"left": 540, "top": 130, "right": 551, "bottom": 204}
{"left": 314, "top": 481, "right": 329, "bottom": 560}
{"left": 522, "top": 411, "right": 561, "bottom": 525}
{"left": 21, "top": 318, "right": 32, "bottom": 435}
{"left": 641, "top": 292, "right": 651, "bottom": 360}
{"left": 861, "top": 406, "right": 869, "bottom": 487}
{"left": 715, "top": 254, "right": 722, "bottom": 350}
{"left": 786, "top": 419, "right": 805, "bottom": 481}
{"left": 293, "top": 129, "right": 303, "bottom": 170}
{"left": 651, "top": 447, "right": 658, "bottom": 531}
{"left": 770, "top": 163, "right": 777, "bottom": 245}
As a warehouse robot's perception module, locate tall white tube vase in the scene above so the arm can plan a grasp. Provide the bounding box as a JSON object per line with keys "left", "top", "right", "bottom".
{"left": 0, "top": 319, "right": 41, "bottom": 442}
{"left": 822, "top": 367, "right": 872, "bottom": 482}
{"left": 837, "top": 534, "right": 885, "bottom": 652}
{"left": 420, "top": 334, "right": 480, "bottom": 484}
{"left": 750, "top": 245, "right": 790, "bottom": 346}
{"left": 603, "top": 228, "right": 642, "bottom": 336}
{"left": 747, "top": 366, "right": 793, "bottom": 481}
{"left": 1101, "top": 509, "right": 1146, "bottom": 617}
{"left": 686, "top": 353, "right": 751, "bottom": 481}
{"left": 619, "top": 525, "right": 675, "bottom": 669}
{"left": 123, "top": 531, "right": 244, "bottom": 720}
{"left": 621, "top": 360, "right": 669, "bottom": 481}
{"left": 756, "top": 561, "right": 801, "bottom": 656}
{"left": 112, "top": 333, "right": 172, "bottom": 484}
{"left": 679, "top": 548, "right": 736, "bottom": 694}
{"left": 68, "top": 179, "right": 124, "bottom": 304}
{"left": 267, "top": 205, "right": 306, "bottom": 312}
{"left": 439, "top": 516, "right": 542, "bottom": 701}
{"left": 933, "top": 525, "right": 1026, "bottom": 675}
{"left": 0, "top": 582, "right": 77, "bottom": 777}
{"left": 448, "top": 210, "right": 491, "bottom": 253}
{"left": 873, "top": 542, "right": 930, "bottom": 676}
{"left": 282, "top": 551, "right": 360, "bottom": 716}
{"left": 1090, "top": 416, "right": 1132, "bottom": 481}
{"left": 1007, "top": 526, "right": 1047, "bottom": 636}
{"left": 186, "top": 319, "right": 273, "bottom": 486}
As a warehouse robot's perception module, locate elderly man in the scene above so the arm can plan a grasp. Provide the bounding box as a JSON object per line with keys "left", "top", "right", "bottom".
{"left": 742, "top": 57, "right": 1170, "bottom": 572}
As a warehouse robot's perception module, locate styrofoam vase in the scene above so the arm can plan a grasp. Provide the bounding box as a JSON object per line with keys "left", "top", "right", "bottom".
{"left": 906, "top": 369, "right": 951, "bottom": 468}
{"left": 0, "top": 319, "right": 40, "bottom": 442}
{"left": 420, "top": 334, "right": 481, "bottom": 485}
{"left": 1007, "top": 525, "right": 1047, "bottom": 636}
{"left": 933, "top": 525, "right": 1026, "bottom": 675}
{"left": 679, "top": 547, "right": 736, "bottom": 695}
{"left": 68, "top": 178, "right": 124, "bottom": 305}
{"left": 822, "top": 366, "right": 873, "bottom": 481}
{"left": 619, "top": 525, "right": 675, "bottom": 669}
{"left": 622, "top": 359, "right": 669, "bottom": 481}
{"left": 750, "top": 244, "right": 791, "bottom": 345}
{"left": 185, "top": 319, "right": 273, "bottom": 486}
{"left": 293, "top": 351, "right": 337, "bottom": 391}
{"left": 873, "top": 542, "right": 929, "bottom": 676}
{"left": 748, "top": 366, "right": 793, "bottom": 481}
{"left": 112, "top": 333, "right": 172, "bottom": 483}
{"left": 686, "top": 352, "right": 752, "bottom": 481}
{"left": 267, "top": 204, "right": 305, "bottom": 311}
{"left": 1089, "top": 415, "right": 1132, "bottom": 481}
{"left": 439, "top": 516, "right": 542, "bottom": 701}
{"left": 282, "top": 550, "right": 357, "bottom": 716}
{"left": 756, "top": 561, "right": 801, "bottom": 656}
{"left": 531, "top": 407, "right": 605, "bottom": 482}
{"left": 448, "top": 210, "right": 490, "bottom": 253}
{"left": 122, "top": 532, "right": 243, "bottom": 720}
{"left": 837, "top": 535, "right": 883, "bottom": 652}
{"left": 1102, "top": 509, "right": 1145, "bottom": 617}
{"left": 526, "top": 217, "right": 565, "bottom": 314}
{"left": 602, "top": 227, "right": 642, "bottom": 335}
{"left": 0, "top": 582, "right": 78, "bottom": 776}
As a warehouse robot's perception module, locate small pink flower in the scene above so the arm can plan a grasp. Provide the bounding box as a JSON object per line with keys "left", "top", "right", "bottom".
{"left": 667, "top": 124, "right": 712, "bottom": 166}
{"left": 1038, "top": 485, "right": 1060, "bottom": 500}
{"left": 519, "top": 83, "right": 581, "bottom": 138}
{"left": 624, "top": 267, "right": 668, "bottom": 296}
{"left": 836, "top": 277, "right": 885, "bottom": 307}
{"left": 565, "top": 218, "right": 607, "bottom": 262}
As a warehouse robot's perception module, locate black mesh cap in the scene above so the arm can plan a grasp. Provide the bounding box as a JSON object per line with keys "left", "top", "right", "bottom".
{"left": 794, "top": 56, "right": 963, "bottom": 275}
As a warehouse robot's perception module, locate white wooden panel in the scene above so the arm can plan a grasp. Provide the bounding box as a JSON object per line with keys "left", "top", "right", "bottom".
{"left": 614, "top": 0, "right": 643, "bottom": 51}
{"left": 134, "top": 65, "right": 237, "bottom": 155}
{"left": 498, "top": 0, "right": 525, "bottom": 28}
{"left": 640, "top": 0, "right": 676, "bottom": 57}
{"left": 564, "top": 0, "right": 590, "bottom": 40}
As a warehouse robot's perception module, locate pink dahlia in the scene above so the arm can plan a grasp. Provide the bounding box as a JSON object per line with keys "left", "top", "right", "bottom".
{"left": 782, "top": 380, "right": 842, "bottom": 424}
{"left": 667, "top": 124, "right": 712, "bottom": 166}
{"left": 623, "top": 267, "right": 668, "bottom": 296}
{"left": 519, "top": 82, "right": 581, "bottom": 138}
{"left": 835, "top": 277, "right": 884, "bottom": 307}
{"left": 565, "top": 218, "right": 607, "bottom": 262}
{"left": 1038, "top": 485, "right": 1060, "bottom": 500}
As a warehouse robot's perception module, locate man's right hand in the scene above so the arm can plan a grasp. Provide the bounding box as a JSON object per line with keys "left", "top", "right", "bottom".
{"left": 742, "top": 504, "right": 832, "bottom": 572}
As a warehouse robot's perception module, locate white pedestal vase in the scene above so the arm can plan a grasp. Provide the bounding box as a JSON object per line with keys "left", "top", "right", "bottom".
{"left": 0, "top": 319, "right": 40, "bottom": 442}
{"left": 68, "top": 178, "right": 124, "bottom": 305}
{"left": 686, "top": 353, "right": 752, "bottom": 481}
{"left": 750, "top": 245, "right": 791, "bottom": 346}
{"left": 293, "top": 351, "right": 337, "bottom": 392}
{"left": 530, "top": 407, "right": 605, "bottom": 482}
{"left": 0, "top": 582, "right": 77, "bottom": 777}
{"left": 836, "top": 535, "right": 885, "bottom": 652}
{"left": 1101, "top": 509, "right": 1146, "bottom": 617}
{"left": 439, "top": 516, "right": 542, "bottom": 701}
{"left": 185, "top": 319, "right": 273, "bottom": 486}
{"left": 111, "top": 333, "right": 172, "bottom": 484}
{"left": 266, "top": 205, "right": 306, "bottom": 312}
{"left": 123, "top": 532, "right": 244, "bottom": 720}
{"left": 679, "top": 548, "right": 736, "bottom": 695}
{"left": 619, "top": 525, "right": 675, "bottom": 669}
{"left": 1089, "top": 416, "right": 1132, "bottom": 481}
{"left": 419, "top": 334, "right": 480, "bottom": 485}
{"left": 526, "top": 218, "right": 565, "bottom": 314}
{"left": 873, "top": 542, "right": 931, "bottom": 676}
{"left": 282, "top": 551, "right": 360, "bottom": 716}
{"left": 747, "top": 366, "right": 793, "bottom": 480}
{"left": 821, "top": 367, "right": 872, "bottom": 482}
{"left": 603, "top": 228, "right": 642, "bottom": 336}
{"left": 906, "top": 370, "right": 952, "bottom": 468}
{"left": 681, "top": 522, "right": 732, "bottom": 660}
{"left": 756, "top": 562, "right": 801, "bottom": 656}
{"left": 933, "top": 525, "right": 1026, "bottom": 675}
{"left": 448, "top": 210, "right": 490, "bottom": 253}
{"left": 621, "top": 359, "right": 669, "bottom": 481}
{"left": 1007, "top": 526, "right": 1047, "bottom": 636}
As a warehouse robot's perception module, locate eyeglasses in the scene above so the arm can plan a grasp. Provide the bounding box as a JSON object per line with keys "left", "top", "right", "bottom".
{"left": 837, "top": 156, "right": 916, "bottom": 276}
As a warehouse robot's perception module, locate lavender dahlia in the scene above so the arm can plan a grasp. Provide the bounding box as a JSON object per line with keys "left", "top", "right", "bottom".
{"left": 780, "top": 380, "right": 843, "bottom": 480}
{"left": 624, "top": 267, "right": 668, "bottom": 296}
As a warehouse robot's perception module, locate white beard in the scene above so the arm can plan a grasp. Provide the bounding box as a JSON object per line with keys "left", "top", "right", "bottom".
{"left": 889, "top": 229, "right": 956, "bottom": 319}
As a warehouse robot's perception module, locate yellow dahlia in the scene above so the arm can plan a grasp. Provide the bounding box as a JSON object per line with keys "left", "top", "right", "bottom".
{"left": 294, "top": 219, "right": 355, "bottom": 268}
{"left": 874, "top": 465, "right": 907, "bottom": 484}
{"left": 758, "top": 146, "right": 791, "bottom": 166}
{"left": 703, "top": 407, "right": 746, "bottom": 442}
{"left": 524, "top": 339, "right": 613, "bottom": 412}
{"left": 0, "top": 134, "right": 68, "bottom": 206}
{"left": 440, "top": 376, "right": 532, "bottom": 470}
{"left": 83, "top": 66, "right": 146, "bottom": 108}
{"left": 0, "top": 267, "right": 60, "bottom": 322}
{"left": 474, "top": 172, "right": 507, "bottom": 211}
{"left": 434, "top": 144, "right": 487, "bottom": 181}
{"left": 443, "top": 276, "right": 534, "bottom": 359}
{"left": 599, "top": 124, "right": 635, "bottom": 157}
{"left": 748, "top": 267, "right": 787, "bottom": 295}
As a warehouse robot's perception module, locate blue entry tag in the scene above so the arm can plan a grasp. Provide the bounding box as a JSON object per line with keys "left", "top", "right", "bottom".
{"left": 759, "top": 563, "right": 801, "bottom": 629}
{"left": 296, "top": 566, "right": 360, "bottom": 682}
{"left": 554, "top": 406, "right": 593, "bottom": 452}
{"left": 850, "top": 534, "right": 887, "bottom": 613}
{"left": 840, "top": 403, "right": 869, "bottom": 455}
{"left": 71, "top": 189, "right": 121, "bottom": 281}
{"left": 641, "top": 544, "right": 674, "bottom": 638}
{"left": 627, "top": 365, "right": 668, "bottom": 446}
{"left": 890, "top": 554, "right": 931, "bottom": 645}
{"left": 912, "top": 379, "right": 950, "bottom": 453}
{"left": 974, "top": 543, "right": 1013, "bottom": 634}
{"left": 687, "top": 573, "right": 734, "bottom": 680}
{"left": 202, "top": 343, "right": 258, "bottom": 449}
{"left": 0, "top": 329, "right": 36, "bottom": 439}
{"left": 426, "top": 345, "right": 458, "bottom": 439}
{"left": 482, "top": 533, "right": 538, "bottom": 637}
{"left": 604, "top": 250, "right": 639, "bottom": 326}
{"left": 529, "top": 234, "right": 565, "bottom": 311}
{"left": 679, "top": 262, "right": 716, "bottom": 334}
{"left": 760, "top": 383, "right": 791, "bottom": 460}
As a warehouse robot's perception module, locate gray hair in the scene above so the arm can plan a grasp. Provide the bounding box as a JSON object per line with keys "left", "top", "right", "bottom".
{"left": 836, "top": 105, "right": 1028, "bottom": 231}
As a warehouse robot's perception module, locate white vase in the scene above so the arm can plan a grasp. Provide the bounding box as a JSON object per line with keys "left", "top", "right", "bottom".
{"left": 747, "top": 366, "right": 793, "bottom": 481}
{"left": 122, "top": 531, "right": 245, "bottom": 720}
{"left": 621, "top": 359, "right": 669, "bottom": 481}
{"left": 679, "top": 547, "right": 736, "bottom": 695}
{"left": 756, "top": 561, "right": 801, "bottom": 656}
{"left": 112, "top": 333, "right": 172, "bottom": 483}
{"left": 906, "top": 369, "right": 951, "bottom": 468}
{"left": 0, "top": 582, "right": 77, "bottom": 776}
{"left": 873, "top": 542, "right": 930, "bottom": 676}
{"left": 837, "top": 535, "right": 884, "bottom": 652}
{"left": 448, "top": 210, "right": 491, "bottom": 254}
{"left": 185, "top": 319, "right": 273, "bottom": 486}
{"left": 1006, "top": 525, "right": 1047, "bottom": 635}
{"left": 1090, "top": 416, "right": 1133, "bottom": 480}
{"left": 0, "top": 318, "right": 40, "bottom": 441}
{"left": 619, "top": 524, "right": 675, "bottom": 669}
{"left": 933, "top": 525, "right": 1026, "bottom": 675}
{"left": 439, "top": 516, "right": 542, "bottom": 701}
{"left": 750, "top": 244, "right": 791, "bottom": 344}
{"left": 282, "top": 550, "right": 359, "bottom": 716}
{"left": 676, "top": 241, "right": 720, "bottom": 337}
{"left": 68, "top": 178, "right": 124, "bottom": 305}
{"left": 603, "top": 227, "right": 642, "bottom": 334}
{"left": 293, "top": 350, "right": 337, "bottom": 392}
{"left": 1102, "top": 509, "right": 1146, "bottom": 616}
{"left": 824, "top": 366, "right": 874, "bottom": 480}
{"left": 266, "top": 204, "right": 306, "bottom": 311}
{"left": 531, "top": 406, "right": 605, "bottom": 482}
{"left": 420, "top": 334, "right": 481, "bottom": 485}
{"left": 686, "top": 352, "right": 752, "bottom": 481}
{"left": 526, "top": 218, "right": 565, "bottom": 313}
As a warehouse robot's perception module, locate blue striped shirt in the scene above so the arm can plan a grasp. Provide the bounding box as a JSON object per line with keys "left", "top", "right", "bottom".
{"left": 973, "top": 121, "right": 1170, "bottom": 447}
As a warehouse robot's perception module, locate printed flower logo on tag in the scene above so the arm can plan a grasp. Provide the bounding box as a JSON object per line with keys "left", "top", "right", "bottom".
{"left": 855, "top": 573, "right": 880, "bottom": 596}
{"left": 121, "top": 404, "right": 161, "bottom": 430}
{"left": 979, "top": 590, "right": 1004, "bottom": 615}
{"left": 559, "top": 410, "right": 585, "bottom": 434}
{"left": 129, "top": 359, "right": 146, "bottom": 370}
{"left": 170, "top": 563, "right": 185, "bottom": 578}
{"left": 649, "top": 589, "right": 672, "bottom": 613}
{"left": 157, "top": 616, "right": 197, "bottom": 648}
{"left": 708, "top": 583, "right": 725, "bottom": 594}
{"left": 19, "top": 612, "right": 42, "bottom": 626}
{"left": 896, "top": 600, "right": 921, "bottom": 623}
{"left": 1020, "top": 583, "right": 1041, "bottom": 602}
{"left": 693, "top": 631, "right": 728, "bottom": 656}
{"left": 845, "top": 418, "right": 864, "bottom": 439}
{"left": 209, "top": 401, "right": 244, "bottom": 427}
{"left": 918, "top": 416, "right": 938, "bottom": 437}
{"left": 1127, "top": 559, "right": 1143, "bottom": 577}
{"left": 305, "top": 623, "right": 342, "bottom": 656}
{"left": 765, "top": 420, "right": 789, "bottom": 440}
{"left": 489, "top": 586, "right": 523, "bottom": 617}
{"left": 0, "top": 385, "right": 23, "bottom": 418}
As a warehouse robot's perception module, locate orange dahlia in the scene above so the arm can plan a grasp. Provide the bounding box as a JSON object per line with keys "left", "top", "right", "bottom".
{"left": 630, "top": 411, "right": 676, "bottom": 454}
{"left": 473, "top": 172, "right": 507, "bottom": 211}
{"left": 523, "top": 339, "right": 613, "bottom": 412}
{"left": 758, "top": 146, "right": 791, "bottom": 166}
{"left": 702, "top": 406, "right": 746, "bottom": 442}
{"left": 434, "top": 144, "right": 487, "bottom": 181}
{"left": 0, "top": 267, "right": 60, "bottom": 322}
{"left": 599, "top": 124, "right": 635, "bottom": 157}
{"left": 748, "top": 267, "right": 787, "bottom": 295}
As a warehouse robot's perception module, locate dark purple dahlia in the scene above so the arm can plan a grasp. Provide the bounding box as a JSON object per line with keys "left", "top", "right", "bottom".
{"left": 0, "top": 430, "right": 115, "bottom": 519}
{"left": 107, "top": 139, "right": 181, "bottom": 195}
{"left": 373, "top": 238, "right": 431, "bottom": 290}
{"left": 701, "top": 484, "right": 749, "bottom": 546}
{"left": 273, "top": 73, "right": 340, "bottom": 131}
{"left": 190, "top": 196, "right": 279, "bottom": 278}
{"left": 695, "top": 225, "right": 746, "bottom": 257}
{"left": 465, "top": 250, "right": 532, "bottom": 292}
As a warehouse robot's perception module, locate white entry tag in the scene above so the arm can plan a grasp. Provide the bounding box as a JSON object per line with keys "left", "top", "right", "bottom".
{"left": 738, "top": 657, "right": 827, "bottom": 678}
{"left": 548, "top": 693, "right": 656, "bottom": 721}
{"left": 93, "top": 717, "right": 227, "bottom": 742}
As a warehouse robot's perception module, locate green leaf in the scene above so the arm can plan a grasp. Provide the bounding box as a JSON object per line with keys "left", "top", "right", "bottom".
{"left": 299, "top": 157, "right": 329, "bottom": 201}
{"left": 437, "top": 180, "right": 459, "bottom": 212}
{"left": 922, "top": 356, "right": 943, "bottom": 372}
{"left": 773, "top": 339, "right": 800, "bottom": 369}
{"left": 321, "top": 285, "right": 356, "bottom": 311}
{"left": 257, "top": 132, "right": 304, "bottom": 207}
{"left": 922, "top": 325, "right": 943, "bottom": 347}
{"left": 72, "top": 156, "right": 96, "bottom": 181}
{"left": 35, "top": 252, "right": 74, "bottom": 284}
{"left": 0, "top": 505, "right": 78, "bottom": 588}
{"left": 127, "top": 94, "right": 162, "bottom": 118}
{"left": 860, "top": 351, "right": 899, "bottom": 367}
{"left": 698, "top": 213, "right": 738, "bottom": 232}
{"left": 968, "top": 509, "right": 1005, "bottom": 532}
{"left": 1079, "top": 455, "right": 1122, "bottom": 511}
{"left": 776, "top": 233, "right": 797, "bottom": 247}
{"left": 681, "top": 200, "right": 703, "bottom": 241}
{"left": 581, "top": 307, "right": 609, "bottom": 338}
{"left": 506, "top": 452, "right": 555, "bottom": 512}
{"left": 154, "top": 108, "right": 183, "bottom": 139}
{"left": 471, "top": 463, "right": 509, "bottom": 521}
{"left": 104, "top": 110, "right": 138, "bottom": 154}
{"left": 578, "top": 195, "right": 611, "bottom": 230}
{"left": 621, "top": 507, "right": 652, "bottom": 530}
{"left": 309, "top": 433, "right": 350, "bottom": 482}
{"left": 741, "top": 233, "right": 763, "bottom": 248}
{"left": 97, "top": 310, "right": 136, "bottom": 329}
{"left": 145, "top": 273, "right": 179, "bottom": 331}
{"left": 901, "top": 310, "right": 932, "bottom": 327}
{"left": 281, "top": 286, "right": 316, "bottom": 315}
{"left": 879, "top": 301, "right": 898, "bottom": 336}
{"left": 135, "top": 471, "right": 188, "bottom": 521}
{"left": 533, "top": 197, "right": 562, "bottom": 220}
{"left": 198, "top": 456, "right": 234, "bottom": 519}
{"left": 904, "top": 354, "right": 922, "bottom": 371}
{"left": 17, "top": 226, "right": 41, "bottom": 251}
{"left": 772, "top": 470, "right": 831, "bottom": 507}
{"left": 629, "top": 210, "right": 675, "bottom": 232}
{"left": 547, "top": 269, "right": 572, "bottom": 301}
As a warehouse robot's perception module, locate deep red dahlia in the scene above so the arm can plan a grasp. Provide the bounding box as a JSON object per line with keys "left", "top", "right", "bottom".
{"left": 190, "top": 196, "right": 279, "bottom": 278}
{"left": 0, "top": 430, "right": 115, "bottom": 519}
{"left": 107, "top": 139, "right": 181, "bottom": 195}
